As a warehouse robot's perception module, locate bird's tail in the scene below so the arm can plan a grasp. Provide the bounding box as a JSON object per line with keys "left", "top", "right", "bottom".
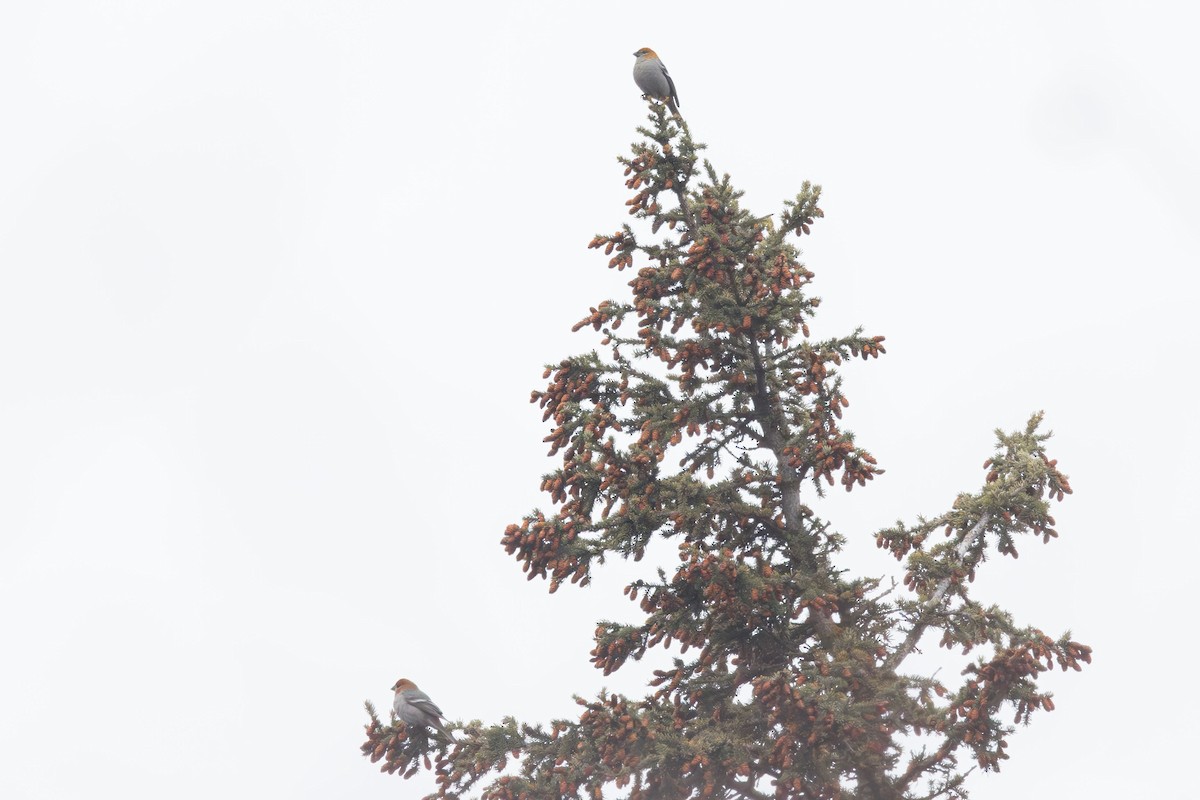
{"left": 435, "top": 720, "right": 456, "bottom": 744}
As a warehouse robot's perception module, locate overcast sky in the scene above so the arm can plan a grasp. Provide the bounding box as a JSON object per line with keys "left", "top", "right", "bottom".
{"left": 2, "top": 2, "right": 1197, "bottom": 798}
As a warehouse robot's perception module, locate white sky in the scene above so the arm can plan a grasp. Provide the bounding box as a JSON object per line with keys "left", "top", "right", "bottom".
{"left": 2, "top": 2, "right": 1197, "bottom": 798}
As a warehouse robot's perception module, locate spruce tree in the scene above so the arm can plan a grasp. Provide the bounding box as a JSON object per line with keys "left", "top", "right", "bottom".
{"left": 361, "top": 106, "right": 1091, "bottom": 800}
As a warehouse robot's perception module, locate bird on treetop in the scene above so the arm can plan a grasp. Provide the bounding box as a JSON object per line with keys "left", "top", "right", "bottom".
{"left": 632, "top": 47, "right": 680, "bottom": 116}
{"left": 391, "top": 678, "right": 454, "bottom": 742}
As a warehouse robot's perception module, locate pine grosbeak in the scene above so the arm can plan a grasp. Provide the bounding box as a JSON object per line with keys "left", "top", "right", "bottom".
{"left": 632, "top": 48, "right": 680, "bottom": 115}
{"left": 392, "top": 678, "right": 454, "bottom": 741}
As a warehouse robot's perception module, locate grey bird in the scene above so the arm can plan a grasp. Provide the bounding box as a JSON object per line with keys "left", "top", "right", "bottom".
{"left": 632, "top": 47, "right": 680, "bottom": 115}
{"left": 392, "top": 678, "right": 454, "bottom": 742}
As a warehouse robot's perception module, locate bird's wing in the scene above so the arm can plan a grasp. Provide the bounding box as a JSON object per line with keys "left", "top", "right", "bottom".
{"left": 662, "top": 65, "right": 680, "bottom": 107}
{"left": 406, "top": 690, "right": 446, "bottom": 718}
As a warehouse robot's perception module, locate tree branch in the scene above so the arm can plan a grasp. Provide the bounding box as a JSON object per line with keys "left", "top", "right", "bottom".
{"left": 884, "top": 512, "right": 992, "bottom": 673}
{"left": 729, "top": 776, "right": 773, "bottom": 800}
{"left": 897, "top": 734, "right": 972, "bottom": 796}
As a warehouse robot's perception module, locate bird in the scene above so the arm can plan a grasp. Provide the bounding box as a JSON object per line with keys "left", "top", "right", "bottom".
{"left": 632, "top": 48, "right": 680, "bottom": 116}
{"left": 392, "top": 678, "right": 454, "bottom": 742}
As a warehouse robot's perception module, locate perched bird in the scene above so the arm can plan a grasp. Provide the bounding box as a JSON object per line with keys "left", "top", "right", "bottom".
{"left": 632, "top": 48, "right": 680, "bottom": 116}
{"left": 392, "top": 678, "right": 454, "bottom": 742}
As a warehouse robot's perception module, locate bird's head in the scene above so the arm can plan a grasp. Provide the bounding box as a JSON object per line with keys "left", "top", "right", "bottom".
{"left": 392, "top": 678, "right": 418, "bottom": 692}
{"left": 633, "top": 47, "right": 658, "bottom": 59}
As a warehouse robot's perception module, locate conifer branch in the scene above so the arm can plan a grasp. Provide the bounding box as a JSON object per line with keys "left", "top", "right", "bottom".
{"left": 885, "top": 512, "right": 992, "bottom": 673}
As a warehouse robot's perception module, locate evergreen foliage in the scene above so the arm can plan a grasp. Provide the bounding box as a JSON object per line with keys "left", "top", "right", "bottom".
{"left": 361, "top": 105, "right": 1091, "bottom": 800}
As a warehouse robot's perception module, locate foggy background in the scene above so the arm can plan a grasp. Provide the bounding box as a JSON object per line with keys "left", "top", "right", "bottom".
{"left": 2, "top": 2, "right": 1195, "bottom": 797}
